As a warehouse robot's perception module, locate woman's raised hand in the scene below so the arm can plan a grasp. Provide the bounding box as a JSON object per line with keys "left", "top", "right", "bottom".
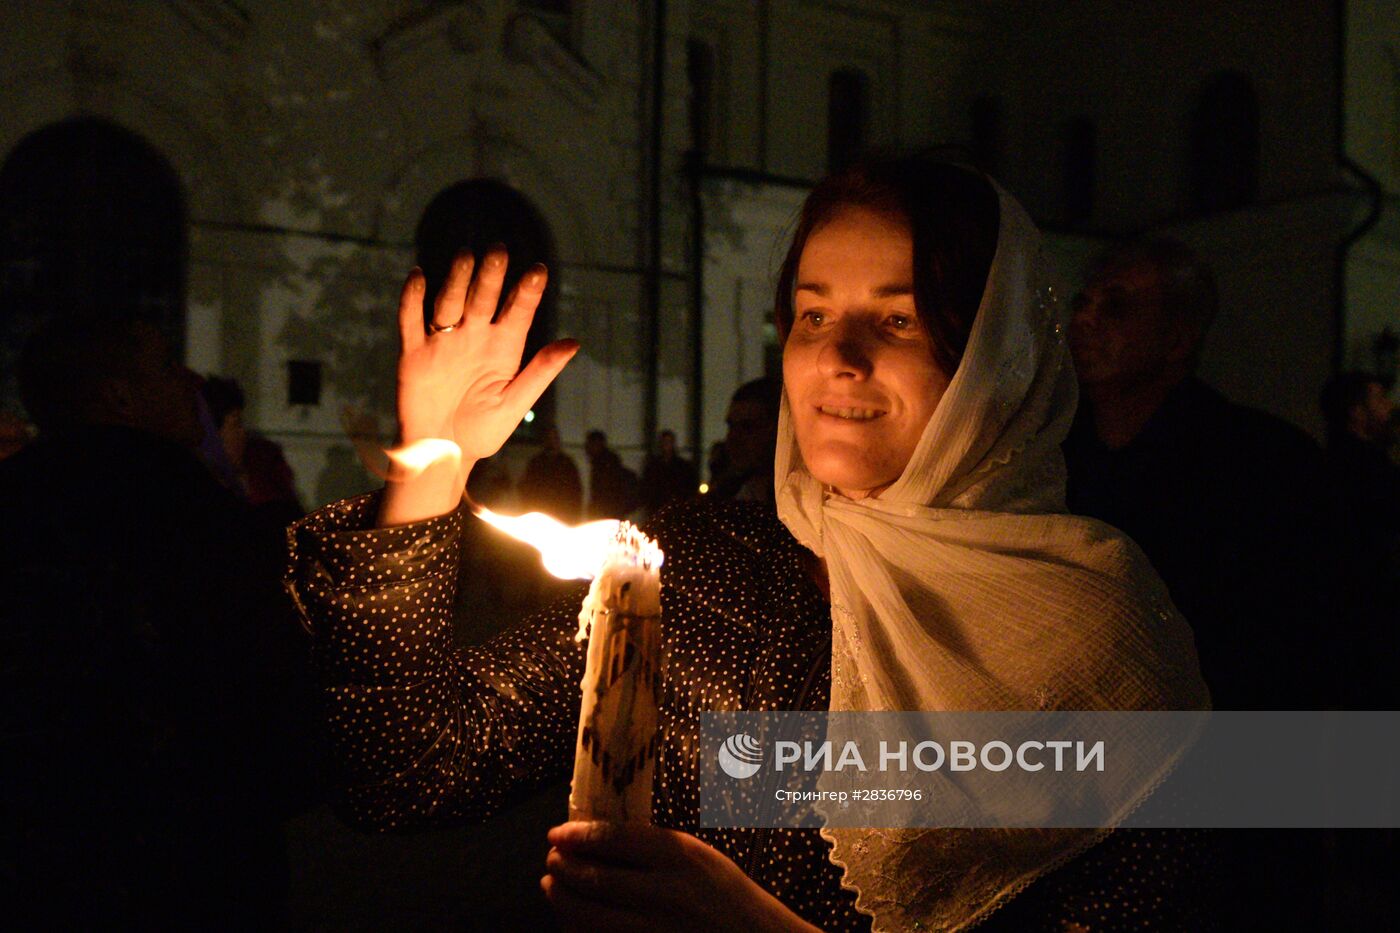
{"left": 378, "top": 247, "right": 579, "bottom": 527}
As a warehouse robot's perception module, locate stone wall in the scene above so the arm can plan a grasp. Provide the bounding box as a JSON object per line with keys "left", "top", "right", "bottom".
{"left": 2, "top": 0, "right": 1364, "bottom": 504}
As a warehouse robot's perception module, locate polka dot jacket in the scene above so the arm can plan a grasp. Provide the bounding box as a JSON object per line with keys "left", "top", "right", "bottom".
{"left": 285, "top": 493, "right": 1220, "bottom": 932}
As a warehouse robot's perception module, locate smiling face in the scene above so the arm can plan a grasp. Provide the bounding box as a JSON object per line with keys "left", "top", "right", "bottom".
{"left": 782, "top": 207, "right": 951, "bottom": 500}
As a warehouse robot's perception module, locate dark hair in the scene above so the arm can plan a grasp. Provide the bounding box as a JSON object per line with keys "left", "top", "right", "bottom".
{"left": 774, "top": 155, "right": 1001, "bottom": 376}
{"left": 1088, "top": 238, "right": 1219, "bottom": 339}
{"left": 17, "top": 317, "right": 148, "bottom": 433}
{"left": 1319, "top": 371, "right": 1379, "bottom": 440}
{"left": 585, "top": 429, "right": 607, "bottom": 444}
{"left": 201, "top": 376, "right": 245, "bottom": 429}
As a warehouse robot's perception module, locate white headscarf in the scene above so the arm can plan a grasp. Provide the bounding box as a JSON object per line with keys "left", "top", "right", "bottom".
{"left": 775, "top": 178, "right": 1210, "bottom": 931}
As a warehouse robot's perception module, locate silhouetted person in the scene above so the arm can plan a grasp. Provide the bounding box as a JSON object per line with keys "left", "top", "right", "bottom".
{"left": 202, "top": 375, "right": 305, "bottom": 533}
{"left": 714, "top": 377, "right": 781, "bottom": 502}
{"left": 639, "top": 429, "right": 698, "bottom": 517}
{"left": 1063, "top": 238, "right": 1333, "bottom": 710}
{"left": 0, "top": 317, "right": 318, "bottom": 928}
{"left": 1319, "top": 371, "right": 1398, "bottom": 707}
{"left": 518, "top": 425, "right": 583, "bottom": 522}
{"left": 1062, "top": 239, "right": 1337, "bottom": 931}
{"left": 314, "top": 442, "right": 371, "bottom": 505}
{"left": 1320, "top": 371, "right": 1399, "bottom": 540}
{"left": 583, "top": 429, "right": 638, "bottom": 519}
{"left": 465, "top": 451, "right": 516, "bottom": 510}
{"left": 707, "top": 439, "right": 728, "bottom": 489}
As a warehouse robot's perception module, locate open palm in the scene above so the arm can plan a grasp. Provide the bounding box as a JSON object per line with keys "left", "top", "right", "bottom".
{"left": 394, "top": 248, "right": 578, "bottom": 472}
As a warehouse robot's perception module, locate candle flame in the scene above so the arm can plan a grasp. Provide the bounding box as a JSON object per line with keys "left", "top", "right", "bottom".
{"left": 475, "top": 508, "right": 623, "bottom": 580}
{"left": 383, "top": 438, "right": 662, "bottom": 584}
{"left": 384, "top": 438, "right": 463, "bottom": 477}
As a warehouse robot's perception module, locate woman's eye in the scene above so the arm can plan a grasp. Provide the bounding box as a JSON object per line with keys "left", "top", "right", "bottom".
{"left": 799, "top": 310, "right": 826, "bottom": 327}
{"left": 887, "top": 314, "right": 915, "bottom": 331}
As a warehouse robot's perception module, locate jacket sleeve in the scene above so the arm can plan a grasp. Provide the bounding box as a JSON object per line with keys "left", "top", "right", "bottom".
{"left": 284, "top": 492, "right": 587, "bottom": 831}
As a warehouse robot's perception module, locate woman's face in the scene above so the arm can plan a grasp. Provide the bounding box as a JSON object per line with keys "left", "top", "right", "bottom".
{"left": 783, "top": 206, "right": 950, "bottom": 500}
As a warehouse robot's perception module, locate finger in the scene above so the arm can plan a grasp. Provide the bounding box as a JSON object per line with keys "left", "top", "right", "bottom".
{"left": 545, "top": 849, "right": 659, "bottom": 910}
{"left": 398, "top": 268, "right": 426, "bottom": 352}
{"left": 495, "top": 263, "right": 548, "bottom": 330}
{"left": 433, "top": 251, "right": 474, "bottom": 329}
{"left": 464, "top": 244, "right": 509, "bottom": 322}
{"left": 503, "top": 339, "right": 580, "bottom": 417}
{"left": 540, "top": 873, "right": 652, "bottom": 933}
{"left": 546, "top": 820, "right": 687, "bottom": 869}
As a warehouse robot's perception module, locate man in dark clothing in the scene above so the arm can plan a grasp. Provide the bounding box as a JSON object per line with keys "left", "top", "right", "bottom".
{"left": 713, "top": 377, "right": 781, "bottom": 503}
{"left": 583, "top": 429, "right": 639, "bottom": 519}
{"left": 1061, "top": 239, "right": 1344, "bottom": 931}
{"left": 1063, "top": 238, "right": 1334, "bottom": 711}
{"left": 1064, "top": 377, "right": 1333, "bottom": 708}
{"left": 201, "top": 375, "right": 306, "bottom": 542}
{"left": 0, "top": 318, "right": 318, "bottom": 928}
{"left": 1320, "top": 371, "right": 1399, "bottom": 547}
{"left": 639, "top": 429, "right": 698, "bottom": 518}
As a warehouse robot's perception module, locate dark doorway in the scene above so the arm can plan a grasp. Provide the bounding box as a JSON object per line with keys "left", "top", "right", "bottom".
{"left": 0, "top": 118, "right": 186, "bottom": 414}
{"left": 415, "top": 179, "right": 558, "bottom": 436}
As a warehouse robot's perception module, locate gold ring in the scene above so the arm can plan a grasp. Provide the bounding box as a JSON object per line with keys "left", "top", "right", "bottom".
{"left": 429, "top": 319, "right": 462, "bottom": 334}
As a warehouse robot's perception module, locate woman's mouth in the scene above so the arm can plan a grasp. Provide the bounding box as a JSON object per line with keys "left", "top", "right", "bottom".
{"left": 817, "top": 405, "right": 884, "bottom": 421}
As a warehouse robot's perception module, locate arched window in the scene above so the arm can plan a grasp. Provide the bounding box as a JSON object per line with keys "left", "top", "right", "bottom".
{"left": 828, "top": 68, "right": 870, "bottom": 174}
{"left": 0, "top": 118, "right": 185, "bottom": 413}
{"left": 1191, "top": 71, "right": 1259, "bottom": 214}
{"left": 415, "top": 179, "right": 557, "bottom": 435}
{"left": 1062, "top": 116, "right": 1097, "bottom": 226}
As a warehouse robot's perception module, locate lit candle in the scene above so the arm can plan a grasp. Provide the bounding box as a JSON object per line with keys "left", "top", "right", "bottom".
{"left": 568, "top": 523, "right": 663, "bottom": 822}
{"left": 473, "top": 507, "right": 663, "bottom": 822}
{"left": 384, "top": 441, "right": 664, "bottom": 822}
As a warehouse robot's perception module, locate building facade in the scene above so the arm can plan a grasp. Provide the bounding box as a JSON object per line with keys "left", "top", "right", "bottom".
{"left": 1, "top": 0, "right": 1370, "bottom": 508}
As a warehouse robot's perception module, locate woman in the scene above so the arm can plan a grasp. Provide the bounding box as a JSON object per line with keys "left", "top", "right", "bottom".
{"left": 286, "top": 156, "right": 1211, "bottom": 931}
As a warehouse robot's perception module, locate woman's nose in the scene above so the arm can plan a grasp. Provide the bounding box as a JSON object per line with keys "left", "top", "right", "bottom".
{"left": 817, "top": 324, "right": 873, "bottom": 380}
